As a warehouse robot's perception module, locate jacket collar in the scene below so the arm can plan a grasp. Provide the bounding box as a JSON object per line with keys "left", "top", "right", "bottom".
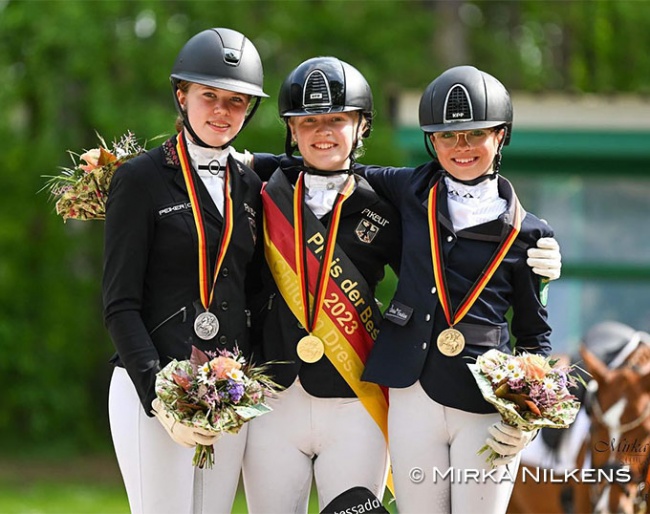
{"left": 164, "top": 134, "right": 250, "bottom": 223}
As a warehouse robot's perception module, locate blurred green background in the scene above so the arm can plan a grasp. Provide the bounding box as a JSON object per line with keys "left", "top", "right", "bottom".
{"left": 2, "top": 0, "right": 650, "bottom": 512}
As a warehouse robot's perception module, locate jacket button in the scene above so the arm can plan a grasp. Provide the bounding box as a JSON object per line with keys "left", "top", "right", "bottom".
{"left": 221, "top": 301, "right": 229, "bottom": 311}
{"left": 296, "top": 322, "right": 304, "bottom": 329}
{"left": 430, "top": 287, "right": 437, "bottom": 294}
{"left": 446, "top": 235, "right": 454, "bottom": 243}
{"left": 425, "top": 314, "right": 431, "bottom": 322}
{"left": 219, "top": 335, "right": 227, "bottom": 345}
{"left": 221, "top": 267, "right": 229, "bottom": 277}
{"left": 422, "top": 342, "right": 427, "bottom": 350}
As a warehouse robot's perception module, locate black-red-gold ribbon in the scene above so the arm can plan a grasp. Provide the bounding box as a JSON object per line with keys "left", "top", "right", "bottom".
{"left": 176, "top": 135, "right": 234, "bottom": 313}
{"left": 428, "top": 179, "right": 523, "bottom": 328}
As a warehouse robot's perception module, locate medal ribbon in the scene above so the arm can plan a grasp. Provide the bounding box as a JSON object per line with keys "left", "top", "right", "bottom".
{"left": 428, "top": 179, "right": 523, "bottom": 328}
{"left": 176, "top": 135, "right": 234, "bottom": 312}
{"left": 293, "top": 171, "right": 355, "bottom": 335}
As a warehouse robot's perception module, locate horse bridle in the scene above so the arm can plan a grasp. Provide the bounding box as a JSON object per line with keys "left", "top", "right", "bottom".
{"left": 587, "top": 380, "right": 650, "bottom": 435}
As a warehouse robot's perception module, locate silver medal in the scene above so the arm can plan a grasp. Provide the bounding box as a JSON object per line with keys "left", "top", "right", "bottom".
{"left": 194, "top": 311, "right": 220, "bottom": 340}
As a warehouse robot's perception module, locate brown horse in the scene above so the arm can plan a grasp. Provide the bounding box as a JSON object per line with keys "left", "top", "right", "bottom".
{"left": 508, "top": 326, "right": 650, "bottom": 514}
{"left": 579, "top": 343, "right": 650, "bottom": 513}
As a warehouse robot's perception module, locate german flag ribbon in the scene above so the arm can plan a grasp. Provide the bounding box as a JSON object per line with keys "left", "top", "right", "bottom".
{"left": 428, "top": 177, "right": 523, "bottom": 329}
{"left": 293, "top": 171, "right": 355, "bottom": 335}
{"left": 176, "top": 134, "right": 234, "bottom": 312}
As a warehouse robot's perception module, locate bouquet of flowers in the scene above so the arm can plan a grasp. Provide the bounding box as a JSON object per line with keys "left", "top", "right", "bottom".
{"left": 468, "top": 349, "right": 581, "bottom": 466}
{"left": 43, "top": 131, "right": 145, "bottom": 221}
{"left": 155, "top": 346, "right": 280, "bottom": 469}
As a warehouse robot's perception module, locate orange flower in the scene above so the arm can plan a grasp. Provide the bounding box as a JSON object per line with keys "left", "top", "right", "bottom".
{"left": 518, "top": 354, "right": 551, "bottom": 381}
{"left": 209, "top": 356, "right": 242, "bottom": 379}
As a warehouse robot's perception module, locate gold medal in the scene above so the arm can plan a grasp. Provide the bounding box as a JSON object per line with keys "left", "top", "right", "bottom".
{"left": 437, "top": 327, "right": 465, "bottom": 357}
{"left": 296, "top": 335, "right": 325, "bottom": 363}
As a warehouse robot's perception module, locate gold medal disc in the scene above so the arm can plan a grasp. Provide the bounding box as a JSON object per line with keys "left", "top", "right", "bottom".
{"left": 296, "top": 335, "right": 325, "bottom": 363}
{"left": 437, "top": 327, "right": 465, "bottom": 357}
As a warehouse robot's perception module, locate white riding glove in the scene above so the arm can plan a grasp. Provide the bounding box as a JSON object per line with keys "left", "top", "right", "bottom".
{"left": 485, "top": 422, "right": 537, "bottom": 466}
{"left": 527, "top": 237, "right": 562, "bottom": 280}
{"left": 151, "top": 398, "right": 221, "bottom": 448}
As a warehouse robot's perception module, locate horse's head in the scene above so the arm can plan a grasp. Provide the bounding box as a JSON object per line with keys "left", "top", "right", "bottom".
{"left": 581, "top": 344, "right": 650, "bottom": 513}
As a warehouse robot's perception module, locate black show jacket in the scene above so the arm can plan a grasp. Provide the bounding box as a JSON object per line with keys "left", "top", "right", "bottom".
{"left": 103, "top": 136, "right": 262, "bottom": 414}
{"left": 253, "top": 164, "right": 402, "bottom": 398}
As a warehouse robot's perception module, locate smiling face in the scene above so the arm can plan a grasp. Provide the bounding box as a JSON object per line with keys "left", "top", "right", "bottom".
{"left": 289, "top": 112, "right": 365, "bottom": 171}
{"left": 176, "top": 83, "right": 251, "bottom": 147}
{"left": 430, "top": 127, "right": 505, "bottom": 182}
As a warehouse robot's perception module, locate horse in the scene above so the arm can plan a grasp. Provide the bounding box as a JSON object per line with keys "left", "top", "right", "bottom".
{"left": 508, "top": 321, "right": 650, "bottom": 514}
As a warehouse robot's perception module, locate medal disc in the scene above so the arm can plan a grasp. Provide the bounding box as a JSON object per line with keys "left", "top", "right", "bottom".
{"left": 437, "top": 327, "right": 465, "bottom": 357}
{"left": 194, "top": 311, "right": 220, "bottom": 340}
{"left": 296, "top": 335, "right": 325, "bottom": 363}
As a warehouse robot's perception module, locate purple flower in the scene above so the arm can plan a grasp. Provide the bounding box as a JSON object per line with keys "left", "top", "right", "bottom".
{"left": 507, "top": 378, "right": 526, "bottom": 392}
{"left": 529, "top": 382, "right": 558, "bottom": 409}
{"left": 227, "top": 380, "right": 245, "bottom": 403}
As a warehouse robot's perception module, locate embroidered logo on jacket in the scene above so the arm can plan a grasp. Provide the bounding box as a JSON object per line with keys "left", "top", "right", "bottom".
{"left": 157, "top": 202, "right": 192, "bottom": 219}
{"left": 355, "top": 219, "right": 379, "bottom": 243}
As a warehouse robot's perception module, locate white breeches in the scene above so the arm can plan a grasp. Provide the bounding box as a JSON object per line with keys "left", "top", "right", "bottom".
{"left": 242, "top": 379, "right": 388, "bottom": 513}
{"left": 388, "top": 381, "right": 519, "bottom": 514}
{"left": 108, "top": 367, "right": 247, "bottom": 514}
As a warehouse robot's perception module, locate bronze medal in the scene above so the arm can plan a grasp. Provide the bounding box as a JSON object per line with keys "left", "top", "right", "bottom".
{"left": 296, "top": 335, "right": 325, "bottom": 363}
{"left": 437, "top": 327, "right": 465, "bottom": 357}
{"left": 194, "top": 311, "right": 219, "bottom": 340}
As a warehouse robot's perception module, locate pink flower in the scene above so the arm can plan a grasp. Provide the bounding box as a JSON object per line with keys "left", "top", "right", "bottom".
{"left": 79, "top": 149, "right": 101, "bottom": 173}
{"left": 79, "top": 147, "right": 117, "bottom": 173}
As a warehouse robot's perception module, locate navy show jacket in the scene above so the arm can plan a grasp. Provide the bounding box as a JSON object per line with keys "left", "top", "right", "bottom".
{"left": 358, "top": 162, "right": 553, "bottom": 413}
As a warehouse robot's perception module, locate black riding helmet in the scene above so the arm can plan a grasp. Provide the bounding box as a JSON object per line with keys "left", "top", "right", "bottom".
{"left": 278, "top": 57, "right": 373, "bottom": 158}
{"left": 170, "top": 28, "right": 268, "bottom": 149}
{"left": 419, "top": 65, "right": 512, "bottom": 143}
{"left": 419, "top": 66, "right": 512, "bottom": 179}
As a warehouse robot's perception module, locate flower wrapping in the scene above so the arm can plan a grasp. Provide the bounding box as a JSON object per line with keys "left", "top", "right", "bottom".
{"left": 468, "top": 349, "right": 581, "bottom": 466}
{"left": 43, "top": 131, "right": 145, "bottom": 221}
{"left": 155, "top": 346, "right": 280, "bottom": 469}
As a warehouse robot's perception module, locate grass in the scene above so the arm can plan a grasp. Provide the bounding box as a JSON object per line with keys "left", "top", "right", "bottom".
{"left": 0, "top": 455, "right": 338, "bottom": 513}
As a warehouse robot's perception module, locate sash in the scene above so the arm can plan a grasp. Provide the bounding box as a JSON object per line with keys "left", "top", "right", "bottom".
{"left": 262, "top": 169, "right": 388, "bottom": 434}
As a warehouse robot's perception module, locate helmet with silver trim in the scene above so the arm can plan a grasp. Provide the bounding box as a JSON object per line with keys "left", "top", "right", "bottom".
{"left": 278, "top": 56, "right": 373, "bottom": 137}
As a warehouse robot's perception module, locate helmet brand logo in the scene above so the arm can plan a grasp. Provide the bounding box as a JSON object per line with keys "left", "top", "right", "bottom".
{"left": 223, "top": 48, "right": 241, "bottom": 66}
{"left": 443, "top": 85, "right": 474, "bottom": 124}
{"left": 310, "top": 93, "right": 323, "bottom": 100}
